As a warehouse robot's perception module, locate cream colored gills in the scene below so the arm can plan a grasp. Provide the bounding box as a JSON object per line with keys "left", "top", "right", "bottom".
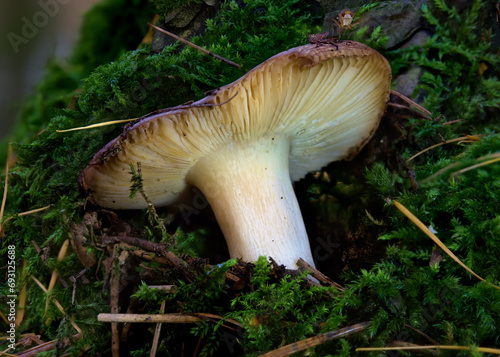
{"left": 80, "top": 41, "right": 391, "bottom": 269}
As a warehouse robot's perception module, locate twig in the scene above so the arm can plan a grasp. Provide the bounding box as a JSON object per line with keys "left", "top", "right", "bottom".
{"left": 257, "top": 322, "right": 371, "bottom": 357}
{"left": 148, "top": 285, "right": 177, "bottom": 292}
{"left": 193, "top": 335, "right": 203, "bottom": 357}
{"left": 15, "top": 334, "right": 82, "bottom": 357}
{"left": 103, "top": 235, "right": 194, "bottom": 282}
{"left": 390, "top": 89, "right": 432, "bottom": 117}
{"left": 103, "top": 235, "right": 171, "bottom": 254}
{"left": 98, "top": 312, "right": 242, "bottom": 327}
{"left": 392, "top": 200, "right": 500, "bottom": 290}
{"left": 404, "top": 323, "right": 439, "bottom": 345}
{"left": 150, "top": 300, "right": 166, "bottom": 357}
{"left": 110, "top": 246, "right": 120, "bottom": 357}
{"left": 148, "top": 23, "right": 241, "bottom": 69}
{"left": 296, "top": 258, "right": 344, "bottom": 291}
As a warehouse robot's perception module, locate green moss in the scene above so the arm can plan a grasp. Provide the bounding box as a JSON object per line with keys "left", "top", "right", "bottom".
{"left": 149, "top": 0, "right": 204, "bottom": 15}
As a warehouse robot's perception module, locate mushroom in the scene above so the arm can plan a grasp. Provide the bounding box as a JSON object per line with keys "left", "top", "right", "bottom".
{"left": 80, "top": 40, "right": 391, "bottom": 269}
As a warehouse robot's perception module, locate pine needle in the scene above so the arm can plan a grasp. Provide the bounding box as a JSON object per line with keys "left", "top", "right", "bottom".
{"left": 15, "top": 259, "right": 27, "bottom": 328}
{"left": 451, "top": 157, "right": 500, "bottom": 177}
{"left": 356, "top": 345, "right": 500, "bottom": 354}
{"left": 392, "top": 200, "right": 500, "bottom": 290}
{"left": 0, "top": 144, "right": 14, "bottom": 237}
{"left": 0, "top": 310, "right": 8, "bottom": 325}
{"left": 55, "top": 118, "right": 137, "bottom": 133}
{"left": 406, "top": 135, "right": 481, "bottom": 163}
{"left": 31, "top": 276, "right": 83, "bottom": 334}
{"left": 0, "top": 204, "right": 53, "bottom": 238}
{"left": 148, "top": 23, "right": 241, "bottom": 69}
{"left": 421, "top": 152, "right": 500, "bottom": 183}
{"left": 45, "top": 239, "right": 70, "bottom": 315}
{"left": 141, "top": 14, "right": 160, "bottom": 45}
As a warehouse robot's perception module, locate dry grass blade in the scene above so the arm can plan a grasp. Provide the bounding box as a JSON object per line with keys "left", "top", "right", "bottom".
{"left": 356, "top": 345, "right": 500, "bottom": 354}
{"left": 0, "top": 205, "right": 53, "bottom": 237}
{"left": 141, "top": 14, "right": 160, "bottom": 45}
{"left": 0, "top": 144, "right": 14, "bottom": 238}
{"left": 406, "top": 135, "right": 481, "bottom": 163}
{"left": 148, "top": 23, "right": 241, "bottom": 69}
{"left": 31, "top": 276, "right": 83, "bottom": 334}
{"left": 45, "top": 239, "right": 70, "bottom": 316}
{"left": 56, "top": 118, "right": 137, "bottom": 133}
{"left": 15, "top": 259, "right": 28, "bottom": 328}
{"left": 451, "top": 157, "right": 500, "bottom": 177}
{"left": 393, "top": 201, "right": 500, "bottom": 290}
{"left": 422, "top": 152, "right": 500, "bottom": 183}
{"left": 0, "top": 310, "right": 8, "bottom": 325}
{"left": 257, "top": 322, "right": 371, "bottom": 357}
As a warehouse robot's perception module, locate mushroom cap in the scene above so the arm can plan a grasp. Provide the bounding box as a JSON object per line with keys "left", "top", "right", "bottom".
{"left": 80, "top": 41, "right": 391, "bottom": 209}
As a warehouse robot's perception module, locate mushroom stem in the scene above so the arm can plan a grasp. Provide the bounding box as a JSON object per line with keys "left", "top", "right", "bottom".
{"left": 187, "top": 135, "right": 315, "bottom": 268}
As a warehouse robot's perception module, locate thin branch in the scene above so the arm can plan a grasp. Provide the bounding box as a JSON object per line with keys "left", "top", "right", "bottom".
{"left": 404, "top": 323, "right": 440, "bottom": 345}
{"left": 103, "top": 234, "right": 195, "bottom": 282}
{"left": 110, "top": 246, "right": 120, "bottom": 357}
{"left": 296, "top": 258, "right": 344, "bottom": 291}
{"left": 257, "top": 322, "right": 371, "bottom": 357}
{"left": 148, "top": 23, "right": 241, "bottom": 69}
{"left": 15, "top": 334, "right": 82, "bottom": 357}
{"left": 98, "top": 313, "right": 243, "bottom": 328}
{"left": 150, "top": 300, "right": 166, "bottom": 357}
{"left": 390, "top": 89, "right": 432, "bottom": 117}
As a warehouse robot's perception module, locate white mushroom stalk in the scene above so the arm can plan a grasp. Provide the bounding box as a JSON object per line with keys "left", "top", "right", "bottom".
{"left": 187, "top": 135, "right": 312, "bottom": 268}
{"left": 80, "top": 40, "right": 392, "bottom": 269}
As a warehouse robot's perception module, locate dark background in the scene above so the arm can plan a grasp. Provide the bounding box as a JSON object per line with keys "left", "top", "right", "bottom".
{"left": 0, "top": 0, "right": 100, "bottom": 140}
